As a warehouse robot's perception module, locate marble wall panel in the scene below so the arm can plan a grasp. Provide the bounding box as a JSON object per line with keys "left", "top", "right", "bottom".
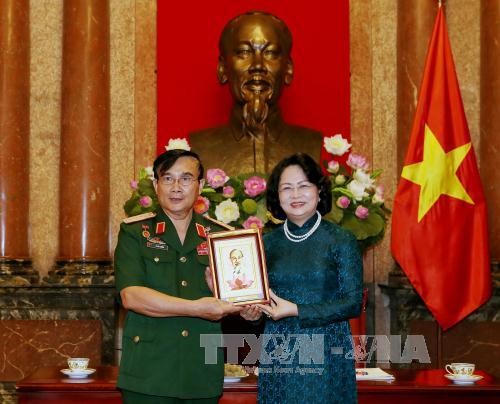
{"left": 29, "top": 0, "right": 62, "bottom": 276}
{"left": 0, "top": 319, "right": 101, "bottom": 381}
{"left": 109, "top": 0, "right": 136, "bottom": 256}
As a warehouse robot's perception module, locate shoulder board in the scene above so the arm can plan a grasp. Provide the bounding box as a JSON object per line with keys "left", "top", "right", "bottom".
{"left": 202, "top": 214, "right": 235, "bottom": 231}
{"left": 122, "top": 212, "right": 156, "bottom": 224}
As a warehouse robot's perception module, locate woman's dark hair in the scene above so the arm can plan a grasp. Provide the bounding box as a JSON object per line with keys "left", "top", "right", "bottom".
{"left": 153, "top": 149, "right": 204, "bottom": 180}
{"left": 267, "top": 153, "right": 332, "bottom": 220}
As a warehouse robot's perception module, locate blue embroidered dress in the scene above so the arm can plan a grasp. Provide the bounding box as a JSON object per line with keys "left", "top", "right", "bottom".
{"left": 258, "top": 216, "right": 363, "bottom": 404}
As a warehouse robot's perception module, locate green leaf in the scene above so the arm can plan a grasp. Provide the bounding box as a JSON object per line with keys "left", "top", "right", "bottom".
{"left": 341, "top": 212, "right": 385, "bottom": 240}
{"left": 324, "top": 204, "right": 344, "bottom": 224}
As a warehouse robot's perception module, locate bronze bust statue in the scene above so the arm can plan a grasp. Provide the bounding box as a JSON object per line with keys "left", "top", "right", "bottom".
{"left": 189, "top": 11, "right": 322, "bottom": 175}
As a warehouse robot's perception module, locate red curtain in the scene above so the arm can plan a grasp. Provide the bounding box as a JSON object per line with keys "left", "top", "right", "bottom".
{"left": 157, "top": 0, "right": 350, "bottom": 159}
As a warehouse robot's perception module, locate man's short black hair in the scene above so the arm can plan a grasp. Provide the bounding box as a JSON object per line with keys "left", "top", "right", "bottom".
{"left": 266, "top": 153, "right": 332, "bottom": 220}
{"left": 153, "top": 149, "right": 204, "bottom": 180}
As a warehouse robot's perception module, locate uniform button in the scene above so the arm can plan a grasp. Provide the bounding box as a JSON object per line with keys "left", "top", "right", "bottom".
{"left": 154, "top": 257, "right": 159, "bottom": 263}
{"left": 133, "top": 335, "right": 140, "bottom": 343}
{"left": 181, "top": 280, "right": 188, "bottom": 287}
{"left": 179, "top": 256, "right": 187, "bottom": 263}
{"left": 181, "top": 330, "right": 189, "bottom": 337}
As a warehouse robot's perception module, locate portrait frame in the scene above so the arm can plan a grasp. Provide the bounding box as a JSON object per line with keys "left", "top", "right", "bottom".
{"left": 207, "top": 228, "right": 270, "bottom": 305}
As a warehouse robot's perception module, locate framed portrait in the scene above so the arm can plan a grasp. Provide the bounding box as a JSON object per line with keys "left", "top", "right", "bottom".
{"left": 207, "top": 228, "right": 270, "bottom": 305}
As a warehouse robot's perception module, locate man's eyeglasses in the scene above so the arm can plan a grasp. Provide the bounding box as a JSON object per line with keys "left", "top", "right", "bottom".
{"left": 158, "top": 175, "right": 197, "bottom": 187}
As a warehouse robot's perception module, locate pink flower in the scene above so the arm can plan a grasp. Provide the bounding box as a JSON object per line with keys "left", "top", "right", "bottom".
{"left": 347, "top": 153, "right": 369, "bottom": 170}
{"left": 244, "top": 176, "right": 266, "bottom": 197}
{"left": 130, "top": 180, "right": 138, "bottom": 190}
{"left": 206, "top": 168, "right": 229, "bottom": 188}
{"left": 193, "top": 196, "right": 210, "bottom": 214}
{"left": 139, "top": 196, "right": 152, "bottom": 208}
{"left": 242, "top": 216, "right": 264, "bottom": 229}
{"left": 327, "top": 160, "right": 340, "bottom": 174}
{"left": 355, "top": 205, "right": 369, "bottom": 219}
{"left": 336, "top": 196, "right": 351, "bottom": 209}
{"left": 222, "top": 186, "right": 235, "bottom": 198}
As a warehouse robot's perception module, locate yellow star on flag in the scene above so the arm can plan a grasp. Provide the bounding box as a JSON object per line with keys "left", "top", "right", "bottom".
{"left": 401, "top": 124, "right": 474, "bottom": 222}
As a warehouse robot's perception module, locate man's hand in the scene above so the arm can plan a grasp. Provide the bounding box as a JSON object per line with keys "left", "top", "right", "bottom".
{"left": 240, "top": 305, "right": 262, "bottom": 321}
{"left": 194, "top": 297, "right": 241, "bottom": 321}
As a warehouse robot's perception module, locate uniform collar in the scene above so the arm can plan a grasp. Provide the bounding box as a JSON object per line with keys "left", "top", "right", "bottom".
{"left": 154, "top": 209, "right": 207, "bottom": 254}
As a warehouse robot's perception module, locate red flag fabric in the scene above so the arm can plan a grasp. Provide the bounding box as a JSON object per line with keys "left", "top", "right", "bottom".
{"left": 391, "top": 7, "right": 491, "bottom": 330}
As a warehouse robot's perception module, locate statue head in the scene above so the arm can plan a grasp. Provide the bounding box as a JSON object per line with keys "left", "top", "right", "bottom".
{"left": 217, "top": 11, "right": 294, "bottom": 133}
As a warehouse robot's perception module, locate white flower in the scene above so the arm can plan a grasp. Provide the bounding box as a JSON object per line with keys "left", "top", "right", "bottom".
{"left": 165, "top": 138, "right": 191, "bottom": 151}
{"left": 145, "top": 166, "right": 154, "bottom": 180}
{"left": 323, "top": 134, "right": 351, "bottom": 156}
{"left": 214, "top": 199, "right": 240, "bottom": 224}
{"left": 347, "top": 180, "right": 368, "bottom": 201}
{"left": 335, "top": 175, "right": 346, "bottom": 185}
{"left": 372, "top": 185, "right": 385, "bottom": 204}
{"left": 353, "top": 169, "right": 374, "bottom": 188}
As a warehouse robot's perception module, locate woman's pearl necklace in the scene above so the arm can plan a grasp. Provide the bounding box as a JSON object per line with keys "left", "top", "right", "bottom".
{"left": 283, "top": 211, "right": 322, "bottom": 243}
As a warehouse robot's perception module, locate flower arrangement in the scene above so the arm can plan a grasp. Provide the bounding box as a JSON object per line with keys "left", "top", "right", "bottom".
{"left": 322, "top": 134, "right": 390, "bottom": 251}
{"left": 197, "top": 169, "right": 270, "bottom": 229}
{"left": 123, "top": 135, "right": 389, "bottom": 250}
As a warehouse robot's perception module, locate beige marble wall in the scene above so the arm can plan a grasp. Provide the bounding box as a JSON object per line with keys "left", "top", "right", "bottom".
{"left": 109, "top": 0, "right": 136, "bottom": 257}
{"left": 29, "top": 0, "right": 62, "bottom": 276}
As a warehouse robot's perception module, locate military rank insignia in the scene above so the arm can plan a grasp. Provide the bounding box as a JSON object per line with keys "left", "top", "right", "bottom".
{"left": 156, "top": 221, "right": 166, "bottom": 235}
{"left": 196, "top": 223, "right": 207, "bottom": 238}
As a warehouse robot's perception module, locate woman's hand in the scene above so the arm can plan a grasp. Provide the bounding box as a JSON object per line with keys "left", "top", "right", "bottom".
{"left": 256, "top": 290, "right": 298, "bottom": 320}
{"left": 240, "top": 305, "right": 262, "bottom": 321}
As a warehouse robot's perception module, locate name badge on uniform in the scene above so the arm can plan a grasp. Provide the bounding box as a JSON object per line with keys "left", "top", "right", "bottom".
{"left": 146, "top": 237, "right": 168, "bottom": 250}
{"left": 197, "top": 241, "right": 208, "bottom": 255}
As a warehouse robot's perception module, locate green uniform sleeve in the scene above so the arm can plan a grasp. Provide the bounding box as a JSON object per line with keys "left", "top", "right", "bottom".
{"left": 114, "top": 222, "right": 147, "bottom": 293}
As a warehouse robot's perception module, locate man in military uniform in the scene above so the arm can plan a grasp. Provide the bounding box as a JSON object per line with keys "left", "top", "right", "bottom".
{"left": 189, "top": 11, "right": 323, "bottom": 176}
{"left": 115, "top": 149, "right": 241, "bottom": 402}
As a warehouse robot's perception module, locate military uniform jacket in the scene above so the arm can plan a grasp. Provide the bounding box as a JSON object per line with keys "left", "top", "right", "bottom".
{"left": 114, "top": 210, "right": 224, "bottom": 398}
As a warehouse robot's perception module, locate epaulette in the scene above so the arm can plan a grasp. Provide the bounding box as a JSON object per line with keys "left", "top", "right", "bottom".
{"left": 122, "top": 212, "right": 156, "bottom": 224}
{"left": 203, "top": 214, "right": 235, "bottom": 231}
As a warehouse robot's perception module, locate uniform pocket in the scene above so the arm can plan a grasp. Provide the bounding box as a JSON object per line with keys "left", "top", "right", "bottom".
{"left": 142, "top": 249, "right": 177, "bottom": 294}
{"left": 120, "top": 313, "right": 156, "bottom": 378}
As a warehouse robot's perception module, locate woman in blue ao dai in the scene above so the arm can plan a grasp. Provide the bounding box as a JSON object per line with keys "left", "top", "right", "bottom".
{"left": 255, "top": 153, "right": 363, "bottom": 404}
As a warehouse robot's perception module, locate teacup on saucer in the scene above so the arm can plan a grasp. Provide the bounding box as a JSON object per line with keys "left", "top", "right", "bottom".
{"left": 444, "top": 373, "right": 483, "bottom": 385}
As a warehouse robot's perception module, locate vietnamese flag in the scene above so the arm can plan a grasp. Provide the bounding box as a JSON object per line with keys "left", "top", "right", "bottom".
{"left": 391, "top": 6, "right": 491, "bottom": 330}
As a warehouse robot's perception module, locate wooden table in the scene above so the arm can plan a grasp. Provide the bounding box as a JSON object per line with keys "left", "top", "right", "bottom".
{"left": 16, "top": 366, "right": 499, "bottom": 403}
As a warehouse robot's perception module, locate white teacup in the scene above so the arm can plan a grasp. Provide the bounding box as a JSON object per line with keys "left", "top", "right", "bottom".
{"left": 67, "top": 357, "right": 89, "bottom": 371}
{"left": 445, "top": 362, "right": 475, "bottom": 377}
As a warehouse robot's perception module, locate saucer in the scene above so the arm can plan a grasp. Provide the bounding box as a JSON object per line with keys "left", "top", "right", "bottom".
{"left": 444, "top": 374, "right": 483, "bottom": 385}
{"left": 60, "top": 368, "right": 96, "bottom": 379}
{"left": 224, "top": 374, "right": 249, "bottom": 383}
